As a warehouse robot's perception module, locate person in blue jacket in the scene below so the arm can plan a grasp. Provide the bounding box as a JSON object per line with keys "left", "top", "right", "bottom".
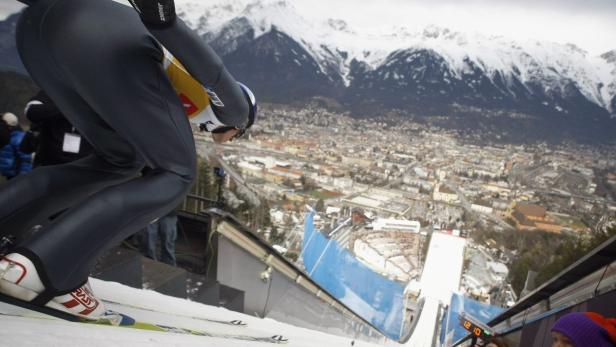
{"left": 0, "top": 0, "right": 256, "bottom": 322}
{"left": 0, "top": 112, "right": 32, "bottom": 180}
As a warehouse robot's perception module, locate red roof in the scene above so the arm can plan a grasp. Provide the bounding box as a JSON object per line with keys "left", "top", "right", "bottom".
{"left": 514, "top": 203, "right": 546, "bottom": 217}
{"left": 438, "top": 185, "right": 456, "bottom": 195}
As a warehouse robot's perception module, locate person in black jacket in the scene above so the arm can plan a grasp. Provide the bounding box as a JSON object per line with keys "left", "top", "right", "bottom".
{"left": 0, "top": 0, "right": 257, "bottom": 321}
{"left": 21, "top": 90, "right": 93, "bottom": 167}
{"left": 0, "top": 116, "right": 9, "bottom": 148}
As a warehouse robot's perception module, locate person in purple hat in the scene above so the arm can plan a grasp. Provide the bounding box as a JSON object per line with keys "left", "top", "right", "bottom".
{"left": 551, "top": 312, "right": 616, "bottom": 347}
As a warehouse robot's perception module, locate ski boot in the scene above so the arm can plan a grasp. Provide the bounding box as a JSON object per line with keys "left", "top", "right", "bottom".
{"left": 0, "top": 253, "right": 107, "bottom": 320}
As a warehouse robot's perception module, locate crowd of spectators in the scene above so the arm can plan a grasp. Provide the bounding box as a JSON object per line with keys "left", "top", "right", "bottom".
{"left": 1, "top": 89, "right": 93, "bottom": 180}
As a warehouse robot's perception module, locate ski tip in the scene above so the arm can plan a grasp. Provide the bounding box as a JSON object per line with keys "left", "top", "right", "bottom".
{"left": 118, "top": 313, "right": 136, "bottom": 326}
{"left": 100, "top": 310, "right": 135, "bottom": 326}
{"left": 230, "top": 319, "right": 247, "bottom": 326}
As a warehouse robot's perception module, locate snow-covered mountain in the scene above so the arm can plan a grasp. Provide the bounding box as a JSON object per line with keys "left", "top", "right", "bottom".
{"left": 1, "top": 0, "right": 615, "bottom": 142}
{"left": 176, "top": 0, "right": 616, "bottom": 113}
{"left": 600, "top": 50, "right": 616, "bottom": 113}
{"left": 175, "top": 0, "right": 616, "bottom": 142}
{"left": 0, "top": 12, "right": 23, "bottom": 73}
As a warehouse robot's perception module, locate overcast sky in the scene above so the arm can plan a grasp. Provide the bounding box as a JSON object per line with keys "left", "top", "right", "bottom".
{"left": 2, "top": 0, "right": 614, "bottom": 55}
{"left": 0, "top": 2, "right": 23, "bottom": 17}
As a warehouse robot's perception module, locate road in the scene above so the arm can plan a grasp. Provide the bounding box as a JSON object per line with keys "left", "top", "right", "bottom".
{"left": 443, "top": 180, "right": 515, "bottom": 231}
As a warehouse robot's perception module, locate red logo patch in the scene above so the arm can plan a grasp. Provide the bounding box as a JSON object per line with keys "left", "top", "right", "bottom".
{"left": 179, "top": 94, "right": 198, "bottom": 116}
{"left": 70, "top": 287, "right": 99, "bottom": 310}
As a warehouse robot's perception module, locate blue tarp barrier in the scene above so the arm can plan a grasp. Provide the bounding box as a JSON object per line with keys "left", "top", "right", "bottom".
{"left": 302, "top": 212, "right": 406, "bottom": 340}
{"left": 440, "top": 293, "right": 504, "bottom": 346}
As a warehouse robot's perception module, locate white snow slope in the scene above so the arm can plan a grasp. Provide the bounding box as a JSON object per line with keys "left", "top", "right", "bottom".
{"left": 0, "top": 278, "right": 384, "bottom": 347}
{"left": 405, "top": 232, "right": 466, "bottom": 347}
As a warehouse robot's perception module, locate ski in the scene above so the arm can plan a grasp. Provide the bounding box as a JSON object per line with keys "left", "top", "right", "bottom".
{"left": 85, "top": 319, "right": 288, "bottom": 344}
{"left": 101, "top": 298, "right": 247, "bottom": 327}
{"left": 0, "top": 293, "right": 288, "bottom": 344}
{"left": 93, "top": 320, "right": 289, "bottom": 344}
{"left": 0, "top": 291, "right": 88, "bottom": 322}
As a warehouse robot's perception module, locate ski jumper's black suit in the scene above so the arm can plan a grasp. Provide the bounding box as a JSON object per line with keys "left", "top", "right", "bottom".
{"left": 0, "top": 0, "right": 248, "bottom": 302}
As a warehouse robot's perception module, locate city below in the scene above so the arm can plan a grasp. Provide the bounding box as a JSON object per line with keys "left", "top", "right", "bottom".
{"left": 194, "top": 102, "right": 616, "bottom": 310}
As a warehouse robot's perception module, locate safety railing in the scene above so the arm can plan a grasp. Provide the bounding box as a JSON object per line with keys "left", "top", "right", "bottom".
{"left": 452, "top": 235, "right": 616, "bottom": 347}
{"left": 179, "top": 193, "right": 394, "bottom": 343}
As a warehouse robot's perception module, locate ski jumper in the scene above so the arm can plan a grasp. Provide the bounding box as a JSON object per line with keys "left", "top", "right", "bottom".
{"left": 0, "top": 0, "right": 248, "bottom": 300}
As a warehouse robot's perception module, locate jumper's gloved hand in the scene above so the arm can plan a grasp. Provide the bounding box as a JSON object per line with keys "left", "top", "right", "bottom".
{"left": 128, "top": 0, "right": 176, "bottom": 26}
{"left": 197, "top": 111, "right": 241, "bottom": 143}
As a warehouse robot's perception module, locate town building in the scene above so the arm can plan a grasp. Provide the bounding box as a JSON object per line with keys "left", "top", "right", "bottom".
{"left": 510, "top": 203, "right": 563, "bottom": 233}
{"left": 433, "top": 184, "right": 458, "bottom": 204}
{"left": 370, "top": 218, "right": 421, "bottom": 233}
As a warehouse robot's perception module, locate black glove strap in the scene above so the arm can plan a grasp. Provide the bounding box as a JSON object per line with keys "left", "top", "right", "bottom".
{"left": 128, "top": 0, "right": 176, "bottom": 27}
